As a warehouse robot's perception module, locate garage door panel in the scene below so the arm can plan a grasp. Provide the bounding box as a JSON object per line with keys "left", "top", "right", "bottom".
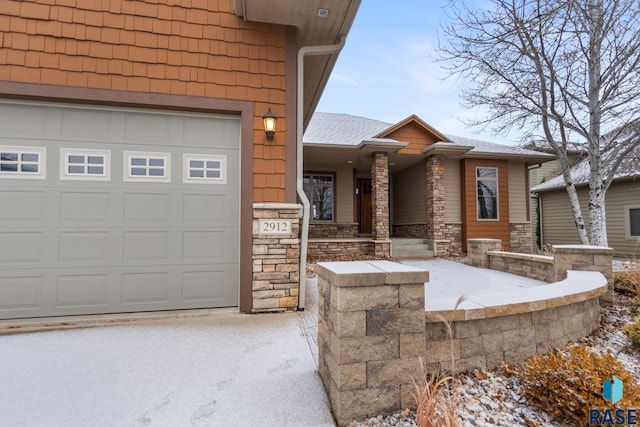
{"left": 0, "top": 102, "right": 240, "bottom": 319}
{"left": 0, "top": 103, "right": 47, "bottom": 138}
{"left": 0, "top": 276, "right": 42, "bottom": 311}
{"left": 0, "top": 191, "right": 45, "bottom": 222}
{"left": 121, "top": 272, "right": 169, "bottom": 305}
{"left": 0, "top": 232, "right": 44, "bottom": 265}
{"left": 58, "top": 232, "right": 109, "bottom": 264}
{"left": 181, "top": 270, "right": 230, "bottom": 304}
{"left": 124, "top": 193, "right": 171, "bottom": 224}
{"left": 59, "top": 192, "right": 111, "bottom": 223}
{"left": 56, "top": 274, "right": 108, "bottom": 308}
{"left": 122, "top": 231, "right": 171, "bottom": 263}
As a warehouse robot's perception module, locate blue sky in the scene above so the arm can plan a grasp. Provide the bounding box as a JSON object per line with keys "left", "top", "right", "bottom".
{"left": 316, "top": 1, "right": 518, "bottom": 145}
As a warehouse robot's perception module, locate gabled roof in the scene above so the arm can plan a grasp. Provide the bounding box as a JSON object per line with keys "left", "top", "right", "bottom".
{"left": 531, "top": 146, "right": 640, "bottom": 192}
{"left": 304, "top": 112, "right": 555, "bottom": 161}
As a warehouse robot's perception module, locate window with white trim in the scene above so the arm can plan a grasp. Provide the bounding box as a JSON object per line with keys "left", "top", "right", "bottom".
{"left": 0, "top": 146, "right": 46, "bottom": 179}
{"left": 476, "top": 167, "right": 499, "bottom": 220}
{"left": 60, "top": 149, "right": 110, "bottom": 181}
{"left": 124, "top": 152, "right": 171, "bottom": 182}
{"left": 625, "top": 205, "right": 640, "bottom": 239}
{"left": 183, "top": 154, "right": 227, "bottom": 184}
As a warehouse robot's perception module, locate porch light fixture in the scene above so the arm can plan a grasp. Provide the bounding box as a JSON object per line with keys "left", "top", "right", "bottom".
{"left": 263, "top": 108, "right": 277, "bottom": 142}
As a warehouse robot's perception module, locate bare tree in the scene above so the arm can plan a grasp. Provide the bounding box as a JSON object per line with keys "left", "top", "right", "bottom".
{"left": 439, "top": 0, "right": 640, "bottom": 246}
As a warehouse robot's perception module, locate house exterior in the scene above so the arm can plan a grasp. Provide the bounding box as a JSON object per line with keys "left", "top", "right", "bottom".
{"left": 0, "top": 0, "right": 362, "bottom": 319}
{"left": 303, "top": 113, "right": 554, "bottom": 257}
{"left": 532, "top": 154, "right": 640, "bottom": 258}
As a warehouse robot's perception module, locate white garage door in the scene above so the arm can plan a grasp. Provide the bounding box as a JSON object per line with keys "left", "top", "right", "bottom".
{"left": 0, "top": 100, "right": 240, "bottom": 319}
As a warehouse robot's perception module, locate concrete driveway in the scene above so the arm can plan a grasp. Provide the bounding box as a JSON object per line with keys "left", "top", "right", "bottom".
{"left": 0, "top": 311, "right": 334, "bottom": 427}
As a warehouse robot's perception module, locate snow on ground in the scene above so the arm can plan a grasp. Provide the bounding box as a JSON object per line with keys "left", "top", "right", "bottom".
{"left": 0, "top": 313, "right": 334, "bottom": 427}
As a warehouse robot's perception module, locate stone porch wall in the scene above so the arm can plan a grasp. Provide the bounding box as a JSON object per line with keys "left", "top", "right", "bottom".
{"left": 444, "top": 223, "right": 463, "bottom": 257}
{"left": 252, "top": 203, "right": 301, "bottom": 312}
{"left": 307, "top": 239, "right": 391, "bottom": 260}
{"left": 392, "top": 223, "right": 427, "bottom": 238}
{"left": 309, "top": 223, "right": 359, "bottom": 239}
{"left": 316, "top": 261, "right": 429, "bottom": 426}
{"left": 468, "top": 239, "right": 614, "bottom": 306}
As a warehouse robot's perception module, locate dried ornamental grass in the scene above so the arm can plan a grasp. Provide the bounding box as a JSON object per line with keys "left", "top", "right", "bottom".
{"left": 409, "top": 360, "right": 459, "bottom": 427}
{"left": 518, "top": 343, "right": 640, "bottom": 425}
{"left": 624, "top": 315, "right": 640, "bottom": 349}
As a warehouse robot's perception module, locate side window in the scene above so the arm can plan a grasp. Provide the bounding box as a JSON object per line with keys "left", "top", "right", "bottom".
{"left": 183, "top": 154, "right": 227, "bottom": 184}
{"left": 60, "top": 149, "right": 110, "bottom": 181}
{"left": 0, "top": 146, "right": 46, "bottom": 179}
{"left": 625, "top": 205, "right": 640, "bottom": 239}
{"left": 476, "top": 167, "right": 499, "bottom": 220}
{"left": 303, "top": 173, "right": 334, "bottom": 221}
{"left": 123, "top": 152, "right": 171, "bottom": 183}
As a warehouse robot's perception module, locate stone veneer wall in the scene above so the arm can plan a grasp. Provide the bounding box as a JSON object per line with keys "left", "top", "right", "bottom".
{"left": 309, "top": 223, "right": 359, "bottom": 238}
{"left": 425, "top": 297, "right": 602, "bottom": 372}
{"left": 468, "top": 239, "right": 614, "bottom": 306}
{"left": 371, "top": 152, "right": 390, "bottom": 256}
{"left": 510, "top": 222, "right": 533, "bottom": 253}
{"left": 444, "top": 223, "right": 463, "bottom": 256}
{"left": 316, "top": 261, "right": 430, "bottom": 426}
{"left": 392, "top": 223, "right": 427, "bottom": 238}
{"left": 307, "top": 239, "right": 391, "bottom": 259}
{"left": 252, "top": 203, "right": 301, "bottom": 312}
{"left": 425, "top": 155, "right": 446, "bottom": 242}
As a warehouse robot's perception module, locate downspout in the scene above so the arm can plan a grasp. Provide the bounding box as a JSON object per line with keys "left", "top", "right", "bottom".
{"left": 297, "top": 36, "right": 346, "bottom": 310}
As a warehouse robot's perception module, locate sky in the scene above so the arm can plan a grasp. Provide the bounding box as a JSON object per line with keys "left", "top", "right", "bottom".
{"left": 316, "top": 0, "right": 520, "bottom": 145}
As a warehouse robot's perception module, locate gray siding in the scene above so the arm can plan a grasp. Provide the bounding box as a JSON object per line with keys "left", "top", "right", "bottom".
{"left": 444, "top": 158, "right": 461, "bottom": 222}
{"left": 540, "top": 180, "right": 640, "bottom": 256}
{"left": 392, "top": 162, "right": 426, "bottom": 224}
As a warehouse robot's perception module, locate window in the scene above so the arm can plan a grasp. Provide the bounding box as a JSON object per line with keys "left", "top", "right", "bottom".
{"left": 124, "top": 152, "right": 171, "bottom": 182}
{"left": 183, "top": 154, "right": 226, "bottom": 184}
{"left": 625, "top": 205, "right": 640, "bottom": 239}
{"left": 0, "top": 146, "right": 46, "bottom": 179}
{"left": 476, "top": 167, "right": 499, "bottom": 220}
{"left": 60, "top": 149, "right": 110, "bottom": 181}
{"left": 303, "top": 173, "right": 334, "bottom": 221}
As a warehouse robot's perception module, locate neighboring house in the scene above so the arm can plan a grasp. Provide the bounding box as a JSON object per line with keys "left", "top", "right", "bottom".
{"left": 303, "top": 112, "right": 554, "bottom": 257}
{"left": 0, "top": 0, "right": 362, "bottom": 319}
{"left": 526, "top": 142, "right": 583, "bottom": 250}
{"left": 531, "top": 150, "right": 640, "bottom": 257}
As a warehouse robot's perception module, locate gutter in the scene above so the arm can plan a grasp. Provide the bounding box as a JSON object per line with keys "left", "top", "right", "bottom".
{"left": 296, "top": 36, "right": 346, "bottom": 310}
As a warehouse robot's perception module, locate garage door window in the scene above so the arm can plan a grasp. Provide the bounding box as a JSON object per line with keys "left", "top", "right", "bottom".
{"left": 61, "top": 149, "right": 110, "bottom": 181}
{"left": 0, "top": 146, "right": 46, "bottom": 179}
{"left": 124, "top": 152, "right": 171, "bottom": 182}
{"left": 183, "top": 154, "right": 226, "bottom": 184}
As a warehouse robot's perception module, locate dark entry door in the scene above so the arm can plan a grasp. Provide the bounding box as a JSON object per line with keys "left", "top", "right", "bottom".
{"left": 356, "top": 178, "right": 372, "bottom": 234}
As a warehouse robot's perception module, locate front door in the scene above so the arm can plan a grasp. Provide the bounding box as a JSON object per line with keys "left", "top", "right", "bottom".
{"left": 356, "top": 178, "right": 372, "bottom": 234}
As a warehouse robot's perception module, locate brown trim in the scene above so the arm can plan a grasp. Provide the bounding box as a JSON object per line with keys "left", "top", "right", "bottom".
{"left": 285, "top": 26, "right": 298, "bottom": 203}
{"left": 0, "top": 80, "right": 255, "bottom": 313}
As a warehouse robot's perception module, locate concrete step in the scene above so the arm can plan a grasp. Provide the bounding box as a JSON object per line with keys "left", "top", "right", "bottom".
{"left": 392, "top": 248, "right": 434, "bottom": 259}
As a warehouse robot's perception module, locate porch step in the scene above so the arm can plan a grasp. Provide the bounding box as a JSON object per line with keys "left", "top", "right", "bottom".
{"left": 391, "top": 238, "right": 434, "bottom": 259}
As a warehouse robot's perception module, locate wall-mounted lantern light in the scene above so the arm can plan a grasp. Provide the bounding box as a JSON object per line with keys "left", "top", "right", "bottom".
{"left": 263, "top": 108, "right": 277, "bottom": 142}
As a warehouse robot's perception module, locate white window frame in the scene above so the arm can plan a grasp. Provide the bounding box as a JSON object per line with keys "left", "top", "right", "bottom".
{"left": 183, "top": 154, "right": 227, "bottom": 184}
{"left": 123, "top": 151, "right": 171, "bottom": 183}
{"left": 476, "top": 166, "right": 499, "bottom": 221}
{"left": 60, "top": 148, "right": 111, "bottom": 181}
{"left": 624, "top": 204, "right": 640, "bottom": 240}
{"left": 0, "top": 145, "right": 46, "bottom": 179}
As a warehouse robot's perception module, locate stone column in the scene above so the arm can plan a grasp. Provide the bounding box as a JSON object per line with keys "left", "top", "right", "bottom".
{"left": 425, "top": 155, "right": 447, "bottom": 255}
{"left": 316, "top": 260, "right": 429, "bottom": 426}
{"left": 553, "top": 245, "right": 614, "bottom": 306}
{"left": 467, "top": 238, "right": 502, "bottom": 268}
{"left": 371, "top": 152, "right": 390, "bottom": 256}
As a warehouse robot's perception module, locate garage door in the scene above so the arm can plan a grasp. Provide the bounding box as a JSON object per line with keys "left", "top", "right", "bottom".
{"left": 0, "top": 100, "right": 240, "bottom": 319}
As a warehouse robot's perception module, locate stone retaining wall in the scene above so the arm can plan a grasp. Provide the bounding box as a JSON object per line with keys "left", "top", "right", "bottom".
{"left": 468, "top": 239, "right": 614, "bottom": 306}
{"left": 308, "top": 239, "right": 391, "bottom": 259}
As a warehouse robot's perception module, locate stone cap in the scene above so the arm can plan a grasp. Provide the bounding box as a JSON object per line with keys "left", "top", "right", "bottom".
{"left": 316, "top": 260, "right": 429, "bottom": 287}
{"left": 487, "top": 251, "right": 554, "bottom": 264}
{"left": 552, "top": 244, "right": 613, "bottom": 254}
{"left": 426, "top": 270, "right": 607, "bottom": 322}
{"left": 468, "top": 238, "right": 502, "bottom": 243}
